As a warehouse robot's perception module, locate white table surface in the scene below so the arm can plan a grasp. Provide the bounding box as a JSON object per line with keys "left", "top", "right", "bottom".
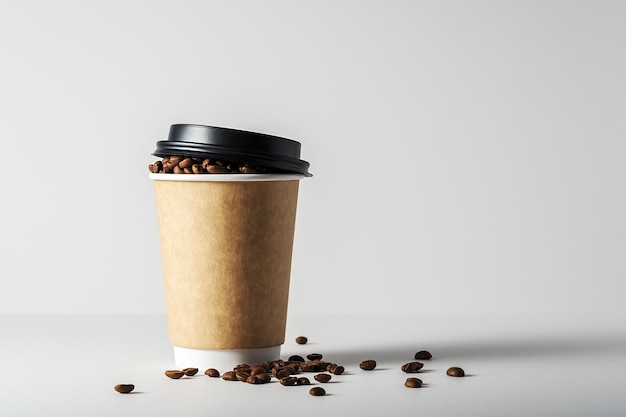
{"left": 1, "top": 313, "right": 625, "bottom": 416}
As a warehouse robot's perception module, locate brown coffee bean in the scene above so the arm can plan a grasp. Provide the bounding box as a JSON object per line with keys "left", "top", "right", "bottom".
{"left": 255, "top": 361, "right": 271, "bottom": 372}
{"left": 191, "top": 164, "right": 202, "bottom": 174}
{"left": 270, "top": 360, "right": 285, "bottom": 369}
{"left": 314, "top": 373, "right": 332, "bottom": 383}
{"left": 296, "top": 377, "right": 311, "bottom": 385}
{"left": 289, "top": 355, "right": 305, "bottom": 363}
{"left": 446, "top": 367, "right": 465, "bottom": 377}
{"left": 359, "top": 360, "right": 377, "bottom": 370}
{"left": 246, "top": 375, "right": 262, "bottom": 384}
{"left": 234, "top": 364, "right": 251, "bottom": 372}
{"left": 205, "top": 368, "right": 220, "bottom": 377}
{"left": 173, "top": 165, "right": 183, "bottom": 174}
{"left": 169, "top": 156, "right": 182, "bottom": 165}
{"left": 401, "top": 361, "right": 424, "bottom": 373}
{"left": 307, "top": 353, "right": 322, "bottom": 360}
{"left": 257, "top": 373, "right": 271, "bottom": 384}
{"left": 250, "top": 366, "right": 267, "bottom": 376}
{"left": 114, "top": 384, "right": 135, "bottom": 394}
{"left": 414, "top": 350, "right": 433, "bottom": 360}
{"left": 240, "top": 166, "right": 257, "bottom": 173}
{"left": 285, "top": 361, "right": 301, "bottom": 372}
{"left": 222, "top": 371, "right": 238, "bottom": 381}
{"left": 164, "top": 370, "right": 185, "bottom": 379}
{"left": 179, "top": 158, "right": 192, "bottom": 169}
{"left": 183, "top": 367, "right": 198, "bottom": 376}
{"left": 296, "top": 336, "right": 308, "bottom": 344}
{"left": 274, "top": 369, "right": 291, "bottom": 379}
{"left": 162, "top": 163, "right": 173, "bottom": 173}
{"left": 279, "top": 376, "right": 298, "bottom": 386}
{"left": 309, "top": 387, "right": 326, "bottom": 396}
{"left": 236, "top": 371, "right": 251, "bottom": 382}
{"left": 405, "top": 377, "right": 423, "bottom": 388}
{"left": 329, "top": 365, "right": 345, "bottom": 375}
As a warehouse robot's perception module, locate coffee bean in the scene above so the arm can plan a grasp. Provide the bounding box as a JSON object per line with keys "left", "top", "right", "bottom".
{"left": 414, "top": 350, "right": 432, "bottom": 360}
{"left": 285, "top": 361, "right": 301, "bottom": 372}
{"left": 114, "top": 384, "right": 135, "bottom": 394}
{"left": 191, "top": 164, "right": 202, "bottom": 174}
{"left": 183, "top": 367, "right": 198, "bottom": 376}
{"left": 446, "top": 367, "right": 465, "bottom": 377}
{"left": 205, "top": 368, "right": 220, "bottom": 377}
{"left": 401, "top": 361, "right": 424, "bottom": 373}
{"left": 359, "top": 360, "right": 376, "bottom": 370}
{"left": 255, "top": 361, "right": 271, "bottom": 372}
{"left": 274, "top": 369, "right": 291, "bottom": 379}
{"left": 309, "top": 387, "right": 326, "bottom": 396}
{"left": 289, "top": 355, "right": 305, "bottom": 362}
{"left": 207, "top": 165, "right": 230, "bottom": 174}
{"left": 296, "top": 377, "right": 311, "bottom": 385}
{"left": 307, "top": 353, "right": 322, "bottom": 360}
{"left": 329, "top": 365, "right": 345, "bottom": 375}
{"left": 270, "top": 360, "right": 285, "bottom": 369}
{"left": 169, "top": 156, "right": 182, "bottom": 165}
{"left": 179, "top": 158, "right": 192, "bottom": 169}
{"left": 235, "top": 371, "right": 251, "bottom": 382}
{"left": 165, "top": 370, "right": 185, "bottom": 379}
{"left": 257, "top": 373, "right": 272, "bottom": 384}
{"left": 173, "top": 165, "right": 183, "bottom": 174}
{"left": 250, "top": 366, "right": 267, "bottom": 376}
{"left": 296, "top": 336, "right": 308, "bottom": 345}
{"left": 246, "top": 375, "right": 262, "bottom": 384}
{"left": 314, "top": 373, "right": 332, "bottom": 383}
{"left": 234, "top": 364, "right": 251, "bottom": 372}
{"left": 222, "top": 371, "right": 238, "bottom": 381}
{"left": 279, "top": 376, "right": 298, "bottom": 386}
{"left": 404, "top": 377, "right": 423, "bottom": 388}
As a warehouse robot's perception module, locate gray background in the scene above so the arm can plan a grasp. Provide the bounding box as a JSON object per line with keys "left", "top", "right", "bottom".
{"left": 1, "top": 0, "right": 624, "bottom": 316}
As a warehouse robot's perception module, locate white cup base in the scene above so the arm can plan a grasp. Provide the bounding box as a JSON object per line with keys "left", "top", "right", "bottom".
{"left": 173, "top": 345, "right": 282, "bottom": 370}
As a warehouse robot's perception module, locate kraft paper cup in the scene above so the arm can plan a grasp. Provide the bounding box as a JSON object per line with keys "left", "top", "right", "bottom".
{"left": 150, "top": 173, "right": 303, "bottom": 370}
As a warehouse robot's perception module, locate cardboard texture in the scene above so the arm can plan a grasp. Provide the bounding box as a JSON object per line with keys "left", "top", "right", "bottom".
{"left": 154, "top": 179, "right": 299, "bottom": 350}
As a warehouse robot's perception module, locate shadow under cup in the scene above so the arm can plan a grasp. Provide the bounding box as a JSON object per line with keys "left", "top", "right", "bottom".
{"left": 150, "top": 173, "right": 303, "bottom": 370}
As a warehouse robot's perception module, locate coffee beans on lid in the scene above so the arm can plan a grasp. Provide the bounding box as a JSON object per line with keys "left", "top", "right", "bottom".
{"left": 359, "top": 360, "right": 377, "bottom": 370}
{"left": 414, "top": 350, "right": 432, "bottom": 360}
{"left": 446, "top": 367, "right": 465, "bottom": 377}
{"left": 296, "top": 336, "right": 308, "bottom": 344}
{"left": 114, "top": 384, "right": 135, "bottom": 394}
{"left": 404, "top": 378, "right": 423, "bottom": 388}
{"left": 309, "top": 387, "right": 326, "bottom": 396}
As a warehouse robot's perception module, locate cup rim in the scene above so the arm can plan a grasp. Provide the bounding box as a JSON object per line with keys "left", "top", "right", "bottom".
{"left": 149, "top": 173, "right": 304, "bottom": 182}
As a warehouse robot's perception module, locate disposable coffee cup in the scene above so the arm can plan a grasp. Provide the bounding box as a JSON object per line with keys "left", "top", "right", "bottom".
{"left": 149, "top": 124, "right": 310, "bottom": 370}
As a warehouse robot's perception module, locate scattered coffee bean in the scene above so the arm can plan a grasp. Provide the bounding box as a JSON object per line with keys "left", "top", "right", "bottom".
{"left": 164, "top": 370, "right": 185, "bottom": 379}
{"left": 257, "top": 373, "right": 272, "bottom": 384}
{"left": 296, "top": 377, "right": 311, "bottom": 385}
{"left": 314, "top": 373, "right": 332, "bottom": 383}
{"left": 307, "top": 353, "right": 322, "bottom": 360}
{"left": 327, "top": 364, "right": 345, "bottom": 375}
{"left": 114, "top": 384, "right": 135, "bottom": 394}
{"left": 285, "top": 361, "right": 301, "bottom": 372}
{"left": 279, "top": 376, "right": 298, "bottom": 386}
{"left": 235, "top": 371, "right": 251, "bottom": 382}
{"left": 288, "top": 355, "right": 305, "bottom": 362}
{"left": 222, "top": 371, "right": 238, "bottom": 381}
{"left": 246, "top": 375, "right": 262, "bottom": 384}
{"left": 274, "top": 369, "right": 291, "bottom": 379}
{"left": 296, "top": 336, "right": 308, "bottom": 344}
{"left": 255, "top": 361, "right": 271, "bottom": 372}
{"left": 414, "top": 350, "right": 433, "bottom": 360}
{"left": 205, "top": 368, "right": 220, "bottom": 377}
{"left": 183, "top": 367, "right": 198, "bottom": 376}
{"left": 250, "top": 366, "right": 267, "bottom": 376}
{"left": 404, "top": 378, "right": 423, "bottom": 388}
{"left": 401, "top": 361, "right": 424, "bottom": 373}
{"left": 446, "top": 367, "right": 465, "bottom": 377}
{"left": 359, "top": 360, "right": 377, "bottom": 370}
{"left": 309, "top": 387, "right": 326, "bottom": 396}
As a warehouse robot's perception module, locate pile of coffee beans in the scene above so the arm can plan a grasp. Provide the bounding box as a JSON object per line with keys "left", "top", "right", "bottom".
{"left": 148, "top": 155, "right": 281, "bottom": 174}
{"left": 115, "top": 338, "right": 469, "bottom": 396}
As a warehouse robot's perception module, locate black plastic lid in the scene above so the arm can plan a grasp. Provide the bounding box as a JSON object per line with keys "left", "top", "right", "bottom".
{"left": 153, "top": 124, "right": 311, "bottom": 176}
